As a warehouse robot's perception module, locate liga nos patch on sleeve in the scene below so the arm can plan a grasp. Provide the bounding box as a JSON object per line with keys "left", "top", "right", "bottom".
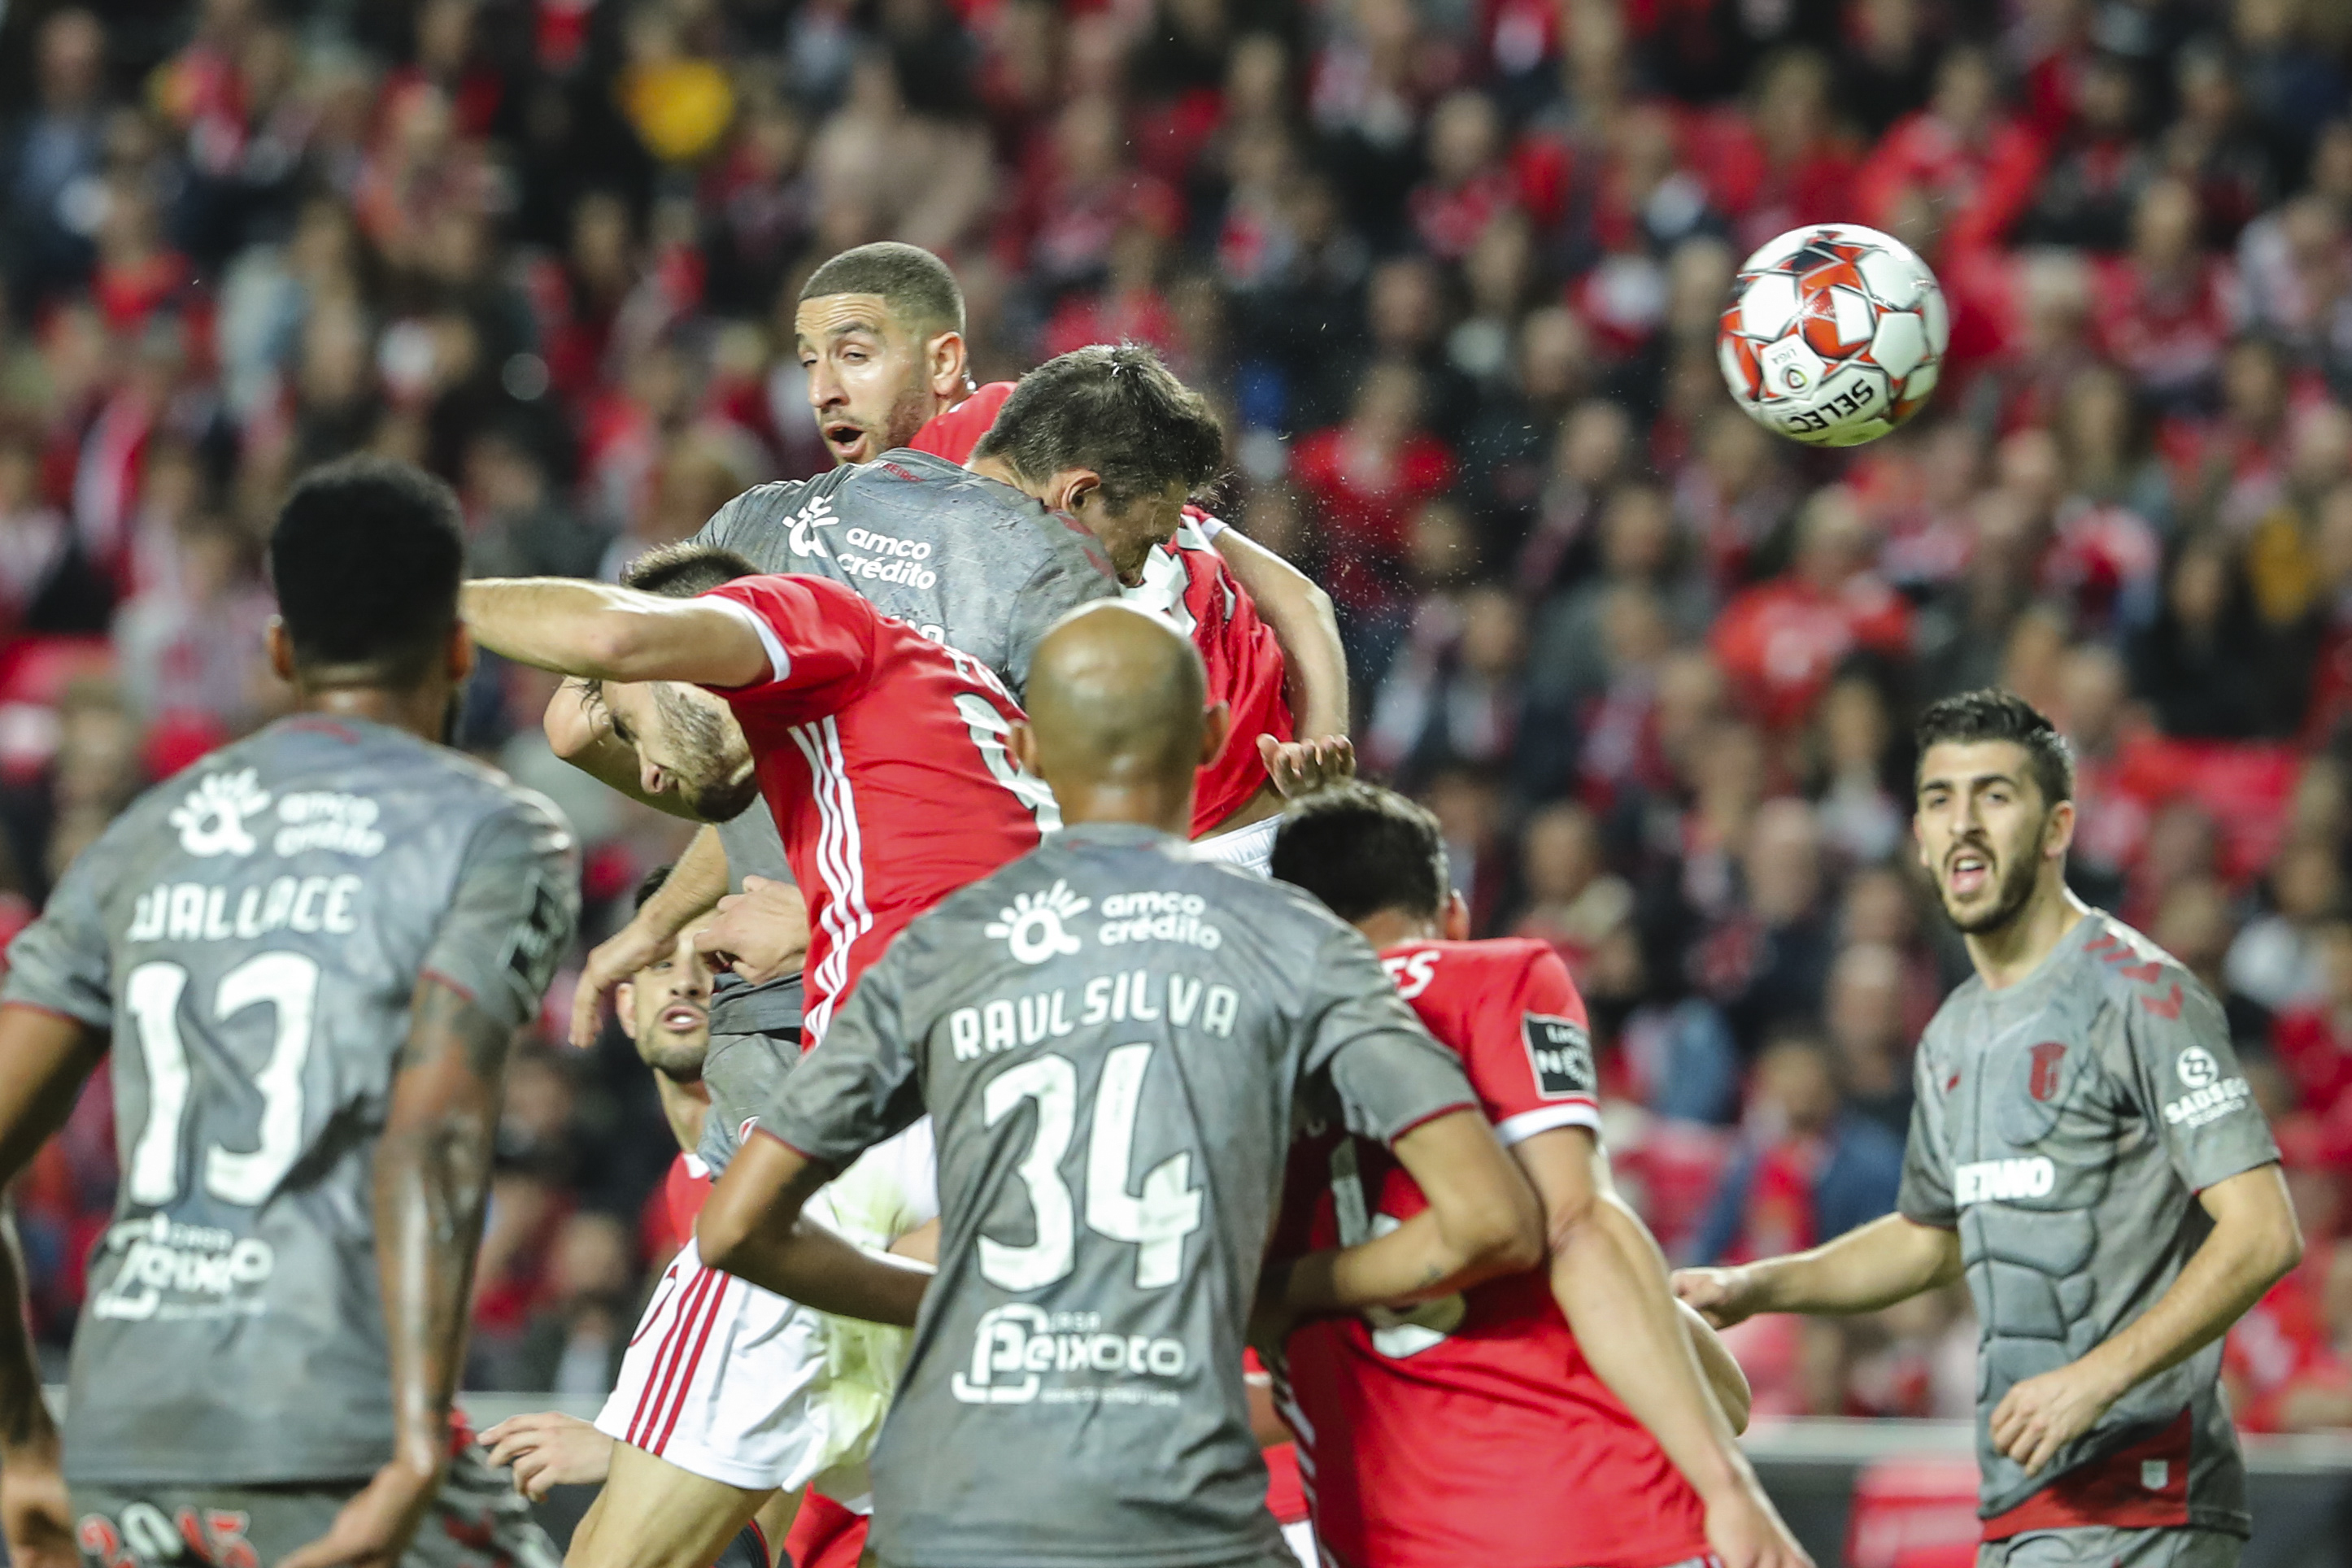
{"left": 1522, "top": 1014, "right": 1596, "bottom": 1099}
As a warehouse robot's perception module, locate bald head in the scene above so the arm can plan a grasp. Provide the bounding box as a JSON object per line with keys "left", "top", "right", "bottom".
{"left": 1014, "top": 603, "right": 1225, "bottom": 830}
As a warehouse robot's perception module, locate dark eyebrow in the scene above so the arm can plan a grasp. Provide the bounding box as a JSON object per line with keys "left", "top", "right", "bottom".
{"left": 1917, "top": 770, "right": 2022, "bottom": 795}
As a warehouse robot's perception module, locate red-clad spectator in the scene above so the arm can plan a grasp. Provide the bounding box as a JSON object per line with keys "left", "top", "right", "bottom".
{"left": 2224, "top": 1258, "right": 2352, "bottom": 1432}
{"left": 1710, "top": 50, "right": 1861, "bottom": 256}
{"left": 2269, "top": 919, "right": 2352, "bottom": 1163}
{"left": 2093, "top": 181, "right": 2242, "bottom": 408}
{"left": 999, "top": 93, "right": 1183, "bottom": 290}
{"left": 1712, "top": 487, "right": 1913, "bottom": 732}
{"left": 1291, "top": 361, "right": 1457, "bottom": 616}
{"left": 1855, "top": 46, "right": 2046, "bottom": 256}
{"left": 1408, "top": 89, "right": 1521, "bottom": 261}
{"left": 379, "top": 0, "right": 508, "bottom": 142}
{"left": 1038, "top": 219, "right": 1182, "bottom": 361}
{"left": 2020, "top": 50, "right": 2155, "bottom": 253}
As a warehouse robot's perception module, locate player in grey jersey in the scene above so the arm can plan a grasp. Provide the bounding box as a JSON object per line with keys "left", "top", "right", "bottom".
{"left": 551, "top": 344, "right": 1225, "bottom": 1183}
{"left": 1676, "top": 691, "right": 2302, "bottom": 1568}
{"left": 697, "top": 603, "right": 1542, "bottom": 1568}
{"left": 0, "top": 460, "right": 580, "bottom": 1568}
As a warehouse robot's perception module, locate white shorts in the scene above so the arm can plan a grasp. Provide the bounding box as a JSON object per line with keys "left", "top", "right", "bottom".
{"left": 1193, "top": 814, "right": 1278, "bottom": 877}
{"left": 597, "top": 1119, "right": 939, "bottom": 1497}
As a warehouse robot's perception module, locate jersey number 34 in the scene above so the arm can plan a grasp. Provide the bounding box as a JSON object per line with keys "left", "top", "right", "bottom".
{"left": 979, "top": 1043, "right": 1203, "bottom": 1292}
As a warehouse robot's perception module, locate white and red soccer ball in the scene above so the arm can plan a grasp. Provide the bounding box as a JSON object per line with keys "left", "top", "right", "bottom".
{"left": 1718, "top": 224, "right": 1949, "bottom": 448}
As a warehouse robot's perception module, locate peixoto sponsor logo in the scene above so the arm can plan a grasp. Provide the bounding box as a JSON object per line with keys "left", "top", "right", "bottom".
{"left": 952, "top": 1304, "right": 1187, "bottom": 1406}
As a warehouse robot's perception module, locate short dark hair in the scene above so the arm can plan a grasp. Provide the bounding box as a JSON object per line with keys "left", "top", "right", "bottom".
{"left": 1269, "top": 782, "right": 1449, "bottom": 922}
{"left": 973, "top": 344, "right": 1224, "bottom": 513}
{"left": 800, "top": 242, "right": 964, "bottom": 338}
{"left": 620, "top": 542, "right": 760, "bottom": 599}
{"left": 634, "top": 863, "right": 675, "bottom": 912}
{"left": 270, "top": 456, "right": 465, "bottom": 685}
{"left": 1914, "top": 688, "right": 2075, "bottom": 804}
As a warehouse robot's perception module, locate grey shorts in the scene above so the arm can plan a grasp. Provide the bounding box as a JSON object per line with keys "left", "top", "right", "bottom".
{"left": 1980, "top": 1527, "right": 2241, "bottom": 1568}
{"left": 72, "top": 1445, "right": 558, "bottom": 1568}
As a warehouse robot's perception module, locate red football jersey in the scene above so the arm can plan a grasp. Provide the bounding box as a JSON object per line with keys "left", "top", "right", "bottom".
{"left": 907, "top": 381, "right": 1016, "bottom": 464}
{"left": 1126, "top": 510, "right": 1294, "bottom": 834}
{"left": 662, "top": 1152, "right": 710, "bottom": 1246}
{"left": 1278, "top": 938, "right": 1711, "bottom": 1568}
{"left": 703, "top": 575, "right": 1049, "bottom": 1041}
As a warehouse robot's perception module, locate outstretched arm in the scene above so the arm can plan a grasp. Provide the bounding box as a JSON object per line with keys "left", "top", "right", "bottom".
{"left": 462, "top": 579, "right": 770, "bottom": 688}
{"left": 1214, "top": 528, "right": 1348, "bottom": 740}
{"left": 1675, "top": 1211, "right": 1963, "bottom": 1327}
{"left": 284, "top": 979, "right": 516, "bottom": 1568}
{"left": 699, "top": 1133, "right": 935, "bottom": 1326}
{"left": 0, "top": 1007, "right": 107, "bottom": 1568}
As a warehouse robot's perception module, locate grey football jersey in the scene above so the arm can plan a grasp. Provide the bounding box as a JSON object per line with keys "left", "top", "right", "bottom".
{"left": 691, "top": 451, "right": 1117, "bottom": 1043}
{"left": 2, "top": 716, "right": 579, "bottom": 1486}
{"left": 1897, "top": 911, "right": 2278, "bottom": 1535}
{"left": 762, "top": 823, "right": 1478, "bottom": 1568}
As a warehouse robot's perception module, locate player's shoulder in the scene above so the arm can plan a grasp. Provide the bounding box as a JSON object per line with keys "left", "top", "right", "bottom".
{"left": 2068, "top": 910, "right": 2212, "bottom": 1021}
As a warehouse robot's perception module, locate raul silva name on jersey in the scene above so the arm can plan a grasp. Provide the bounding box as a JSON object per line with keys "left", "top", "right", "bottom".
{"left": 948, "top": 970, "right": 1242, "bottom": 1060}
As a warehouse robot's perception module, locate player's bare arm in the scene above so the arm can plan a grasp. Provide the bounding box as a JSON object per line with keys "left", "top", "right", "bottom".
{"left": 1675, "top": 1210, "right": 1964, "bottom": 1328}
{"left": 1679, "top": 1299, "right": 1753, "bottom": 1433}
{"left": 1275, "top": 1108, "right": 1541, "bottom": 1323}
{"left": 1213, "top": 528, "right": 1347, "bottom": 742}
{"left": 283, "top": 978, "right": 515, "bottom": 1568}
{"left": 460, "top": 578, "right": 771, "bottom": 690}
{"left": 698, "top": 1131, "right": 935, "bottom": 1326}
{"left": 0, "top": 1006, "right": 107, "bottom": 1568}
{"left": 1522, "top": 1128, "right": 1810, "bottom": 1568}
{"left": 1990, "top": 1161, "right": 2300, "bottom": 1474}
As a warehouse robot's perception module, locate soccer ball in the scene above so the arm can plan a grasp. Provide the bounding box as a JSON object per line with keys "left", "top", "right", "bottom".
{"left": 1718, "top": 224, "right": 1949, "bottom": 449}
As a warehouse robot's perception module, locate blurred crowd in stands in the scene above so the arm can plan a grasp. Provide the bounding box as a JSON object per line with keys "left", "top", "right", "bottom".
{"left": 9, "top": 0, "right": 2352, "bottom": 1426}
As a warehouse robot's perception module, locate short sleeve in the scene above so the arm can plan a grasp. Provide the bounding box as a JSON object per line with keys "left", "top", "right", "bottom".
{"left": 1896, "top": 1035, "right": 1957, "bottom": 1229}
{"left": 702, "top": 576, "right": 878, "bottom": 720}
{"left": 1470, "top": 948, "right": 1603, "bottom": 1148}
{"left": 1304, "top": 929, "right": 1478, "bottom": 1145}
{"left": 419, "top": 798, "right": 580, "bottom": 1032}
{"left": 759, "top": 943, "right": 925, "bottom": 1168}
{"left": 1, "top": 815, "right": 133, "bottom": 1027}
{"left": 2121, "top": 973, "right": 2280, "bottom": 1192}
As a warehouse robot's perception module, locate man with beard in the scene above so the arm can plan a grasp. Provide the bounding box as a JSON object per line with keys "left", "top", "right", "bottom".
{"left": 479, "top": 870, "right": 812, "bottom": 1567}
{"left": 1676, "top": 690, "right": 2302, "bottom": 1568}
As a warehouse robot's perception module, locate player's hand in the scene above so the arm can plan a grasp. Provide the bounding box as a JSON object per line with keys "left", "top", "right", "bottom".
{"left": 1989, "top": 1357, "right": 2125, "bottom": 1475}
{"left": 0, "top": 1424, "right": 79, "bottom": 1568}
{"left": 1260, "top": 734, "right": 1355, "bottom": 799}
{"left": 570, "top": 915, "right": 672, "bottom": 1048}
{"left": 277, "top": 1457, "right": 438, "bottom": 1568}
{"left": 695, "top": 876, "right": 811, "bottom": 987}
{"left": 1700, "top": 1482, "right": 1814, "bottom": 1568}
{"left": 478, "top": 1412, "right": 614, "bottom": 1501}
{"left": 1672, "top": 1265, "right": 1762, "bottom": 1329}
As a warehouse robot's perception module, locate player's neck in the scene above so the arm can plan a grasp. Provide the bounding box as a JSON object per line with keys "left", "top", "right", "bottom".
{"left": 1056, "top": 780, "right": 1194, "bottom": 837}
{"left": 964, "top": 454, "right": 1025, "bottom": 490}
{"left": 1963, "top": 875, "right": 2092, "bottom": 991}
{"left": 1354, "top": 909, "right": 1441, "bottom": 951}
{"left": 291, "top": 681, "right": 452, "bottom": 746}
{"left": 656, "top": 1074, "right": 710, "bottom": 1155}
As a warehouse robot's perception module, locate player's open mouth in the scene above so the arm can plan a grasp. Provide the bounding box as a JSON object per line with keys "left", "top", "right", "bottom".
{"left": 824, "top": 422, "right": 867, "bottom": 455}
{"left": 661, "top": 1004, "right": 705, "bottom": 1031}
{"left": 1947, "top": 852, "right": 1990, "bottom": 897}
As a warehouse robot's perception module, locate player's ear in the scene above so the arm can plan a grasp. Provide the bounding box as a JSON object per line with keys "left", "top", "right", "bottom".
{"left": 1052, "top": 469, "right": 1102, "bottom": 516}
{"left": 1198, "top": 700, "right": 1231, "bottom": 768}
{"left": 1008, "top": 719, "right": 1041, "bottom": 779}
{"left": 614, "top": 978, "right": 635, "bottom": 1021}
{"left": 1442, "top": 891, "right": 1471, "bottom": 942}
{"left": 926, "top": 330, "right": 967, "bottom": 399}
{"left": 446, "top": 624, "right": 476, "bottom": 685}
{"left": 2042, "top": 797, "right": 2076, "bottom": 862}
{"left": 265, "top": 617, "right": 295, "bottom": 682}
